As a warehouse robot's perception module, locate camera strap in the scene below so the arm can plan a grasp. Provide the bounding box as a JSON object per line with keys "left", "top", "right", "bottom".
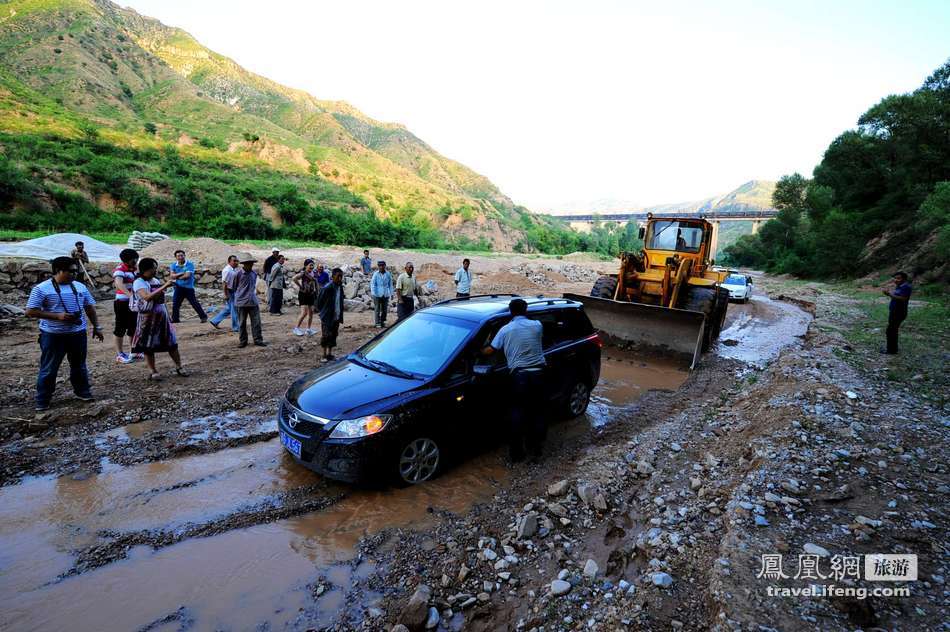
{"left": 51, "top": 280, "right": 80, "bottom": 313}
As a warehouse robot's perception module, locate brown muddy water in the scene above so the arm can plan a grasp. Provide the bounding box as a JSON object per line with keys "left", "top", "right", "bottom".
{"left": 1, "top": 335, "right": 772, "bottom": 631}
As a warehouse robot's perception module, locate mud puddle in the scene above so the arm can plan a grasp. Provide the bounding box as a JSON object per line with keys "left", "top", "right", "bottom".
{"left": 715, "top": 293, "right": 811, "bottom": 366}
{"left": 0, "top": 439, "right": 507, "bottom": 631}
{"left": 585, "top": 352, "right": 688, "bottom": 427}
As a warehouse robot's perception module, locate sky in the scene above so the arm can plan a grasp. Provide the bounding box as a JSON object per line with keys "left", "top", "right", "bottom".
{"left": 120, "top": 0, "right": 949, "bottom": 210}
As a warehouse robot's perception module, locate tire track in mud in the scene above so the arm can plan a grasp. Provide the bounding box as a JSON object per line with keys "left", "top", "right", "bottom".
{"left": 65, "top": 484, "right": 348, "bottom": 578}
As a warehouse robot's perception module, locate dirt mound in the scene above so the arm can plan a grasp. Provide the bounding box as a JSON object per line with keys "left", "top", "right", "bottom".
{"left": 417, "top": 263, "right": 454, "bottom": 277}
{"left": 481, "top": 270, "right": 541, "bottom": 292}
{"left": 140, "top": 237, "right": 238, "bottom": 266}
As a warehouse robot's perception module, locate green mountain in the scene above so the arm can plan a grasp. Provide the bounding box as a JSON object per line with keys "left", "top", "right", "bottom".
{"left": 0, "top": 0, "right": 528, "bottom": 249}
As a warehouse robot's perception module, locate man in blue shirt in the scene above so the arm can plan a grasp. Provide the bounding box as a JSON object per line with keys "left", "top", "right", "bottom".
{"left": 370, "top": 260, "right": 394, "bottom": 328}
{"left": 25, "top": 256, "right": 104, "bottom": 411}
{"left": 170, "top": 249, "right": 208, "bottom": 324}
{"left": 882, "top": 271, "right": 912, "bottom": 354}
{"left": 482, "top": 298, "right": 547, "bottom": 462}
{"left": 360, "top": 249, "right": 373, "bottom": 276}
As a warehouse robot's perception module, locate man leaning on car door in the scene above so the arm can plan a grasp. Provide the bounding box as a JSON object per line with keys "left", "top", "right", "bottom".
{"left": 481, "top": 298, "right": 547, "bottom": 463}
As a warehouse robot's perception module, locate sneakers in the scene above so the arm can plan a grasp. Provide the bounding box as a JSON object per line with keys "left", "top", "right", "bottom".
{"left": 293, "top": 327, "right": 305, "bottom": 336}
{"left": 254, "top": 341, "right": 268, "bottom": 347}
{"left": 75, "top": 394, "right": 95, "bottom": 403}
{"left": 306, "top": 328, "right": 317, "bottom": 336}
{"left": 133, "top": 353, "right": 145, "bottom": 360}
{"left": 116, "top": 352, "right": 134, "bottom": 364}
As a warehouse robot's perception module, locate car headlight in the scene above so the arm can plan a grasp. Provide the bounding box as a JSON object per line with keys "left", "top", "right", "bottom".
{"left": 329, "top": 414, "right": 392, "bottom": 439}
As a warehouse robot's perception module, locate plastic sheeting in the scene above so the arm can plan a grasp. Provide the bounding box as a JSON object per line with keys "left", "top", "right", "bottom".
{"left": 0, "top": 233, "right": 120, "bottom": 261}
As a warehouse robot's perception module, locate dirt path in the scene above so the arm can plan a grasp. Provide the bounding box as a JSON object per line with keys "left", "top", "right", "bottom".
{"left": 1, "top": 277, "right": 945, "bottom": 631}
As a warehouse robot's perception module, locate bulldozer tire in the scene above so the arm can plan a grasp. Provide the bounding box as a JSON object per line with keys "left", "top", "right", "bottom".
{"left": 678, "top": 287, "right": 716, "bottom": 352}
{"left": 591, "top": 275, "right": 618, "bottom": 300}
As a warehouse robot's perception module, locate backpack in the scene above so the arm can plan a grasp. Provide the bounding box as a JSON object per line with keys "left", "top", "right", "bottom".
{"left": 128, "top": 279, "right": 152, "bottom": 313}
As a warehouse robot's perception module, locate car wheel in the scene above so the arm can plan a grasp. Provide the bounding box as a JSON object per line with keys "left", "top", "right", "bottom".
{"left": 396, "top": 437, "right": 441, "bottom": 485}
{"left": 565, "top": 379, "right": 591, "bottom": 418}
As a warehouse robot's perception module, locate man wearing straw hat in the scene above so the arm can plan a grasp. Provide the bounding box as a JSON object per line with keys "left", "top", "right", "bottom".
{"left": 230, "top": 254, "right": 267, "bottom": 348}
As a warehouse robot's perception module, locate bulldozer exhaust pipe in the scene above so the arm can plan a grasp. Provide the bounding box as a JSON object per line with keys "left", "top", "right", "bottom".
{"left": 564, "top": 293, "right": 706, "bottom": 369}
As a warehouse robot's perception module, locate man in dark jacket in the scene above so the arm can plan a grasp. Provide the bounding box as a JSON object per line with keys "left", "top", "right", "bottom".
{"left": 882, "top": 271, "right": 912, "bottom": 354}
{"left": 316, "top": 268, "right": 345, "bottom": 362}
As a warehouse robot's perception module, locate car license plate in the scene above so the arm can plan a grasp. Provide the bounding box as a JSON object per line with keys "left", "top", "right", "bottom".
{"left": 280, "top": 430, "right": 302, "bottom": 459}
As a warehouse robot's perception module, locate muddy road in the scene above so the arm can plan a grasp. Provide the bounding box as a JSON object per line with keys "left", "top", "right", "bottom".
{"left": 0, "top": 283, "right": 810, "bottom": 631}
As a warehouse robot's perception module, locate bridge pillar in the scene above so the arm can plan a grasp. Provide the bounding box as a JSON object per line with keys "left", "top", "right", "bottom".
{"left": 710, "top": 220, "right": 720, "bottom": 258}
{"left": 751, "top": 220, "right": 762, "bottom": 235}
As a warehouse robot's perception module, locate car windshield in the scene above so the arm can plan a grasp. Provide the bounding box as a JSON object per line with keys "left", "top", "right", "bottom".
{"left": 358, "top": 312, "right": 475, "bottom": 378}
{"left": 649, "top": 221, "right": 703, "bottom": 252}
{"left": 725, "top": 275, "right": 747, "bottom": 285}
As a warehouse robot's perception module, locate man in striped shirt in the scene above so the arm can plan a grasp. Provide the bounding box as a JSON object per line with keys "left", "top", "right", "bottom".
{"left": 25, "top": 256, "right": 104, "bottom": 412}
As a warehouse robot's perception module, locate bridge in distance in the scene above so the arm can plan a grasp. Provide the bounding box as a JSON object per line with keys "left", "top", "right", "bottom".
{"left": 546, "top": 208, "right": 779, "bottom": 237}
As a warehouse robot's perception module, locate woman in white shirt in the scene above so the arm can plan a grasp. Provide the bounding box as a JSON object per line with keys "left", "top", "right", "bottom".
{"left": 131, "top": 258, "right": 188, "bottom": 380}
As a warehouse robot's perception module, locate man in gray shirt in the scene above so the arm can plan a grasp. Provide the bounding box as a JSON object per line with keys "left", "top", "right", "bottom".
{"left": 482, "top": 298, "right": 546, "bottom": 462}
{"left": 230, "top": 255, "right": 266, "bottom": 348}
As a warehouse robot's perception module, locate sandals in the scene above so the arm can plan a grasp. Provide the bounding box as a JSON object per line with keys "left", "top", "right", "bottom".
{"left": 149, "top": 372, "right": 162, "bottom": 381}
{"left": 175, "top": 367, "right": 190, "bottom": 377}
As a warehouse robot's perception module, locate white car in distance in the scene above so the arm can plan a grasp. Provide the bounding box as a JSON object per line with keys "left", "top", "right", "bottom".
{"left": 722, "top": 273, "right": 753, "bottom": 303}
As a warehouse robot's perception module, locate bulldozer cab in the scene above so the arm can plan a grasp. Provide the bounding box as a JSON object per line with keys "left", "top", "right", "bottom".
{"left": 643, "top": 218, "right": 713, "bottom": 267}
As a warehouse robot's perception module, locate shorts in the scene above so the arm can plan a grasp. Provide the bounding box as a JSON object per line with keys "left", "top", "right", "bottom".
{"left": 113, "top": 299, "right": 137, "bottom": 337}
{"left": 298, "top": 291, "right": 315, "bottom": 307}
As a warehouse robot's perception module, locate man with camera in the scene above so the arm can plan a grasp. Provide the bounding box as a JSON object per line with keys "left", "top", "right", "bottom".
{"left": 25, "top": 256, "right": 104, "bottom": 412}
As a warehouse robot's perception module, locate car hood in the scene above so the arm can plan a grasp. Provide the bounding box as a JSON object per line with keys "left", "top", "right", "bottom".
{"left": 286, "top": 360, "right": 423, "bottom": 419}
{"left": 722, "top": 283, "right": 747, "bottom": 290}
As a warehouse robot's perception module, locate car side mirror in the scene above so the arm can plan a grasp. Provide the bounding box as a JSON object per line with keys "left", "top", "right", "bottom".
{"left": 638, "top": 227, "right": 645, "bottom": 240}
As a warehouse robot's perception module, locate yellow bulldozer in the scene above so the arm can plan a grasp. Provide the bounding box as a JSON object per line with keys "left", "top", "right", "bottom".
{"left": 564, "top": 214, "right": 729, "bottom": 368}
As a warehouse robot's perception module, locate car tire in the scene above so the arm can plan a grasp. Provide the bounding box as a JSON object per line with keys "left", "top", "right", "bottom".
{"left": 564, "top": 378, "right": 591, "bottom": 418}
{"left": 395, "top": 436, "right": 442, "bottom": 485}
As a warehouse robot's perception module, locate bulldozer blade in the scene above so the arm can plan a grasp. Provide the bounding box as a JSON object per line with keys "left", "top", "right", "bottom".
{"left": 564, "top": 293, "right": 706, "bottom": 369}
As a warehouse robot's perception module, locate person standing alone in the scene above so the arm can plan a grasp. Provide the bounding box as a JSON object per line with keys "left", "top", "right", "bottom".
{"left": 454, "top": 258, "right": 473, "bottom": 297}
{"left": 360, "top": 249, "right": 373, "bottom": 276}
{"left": 395, "top": 262, "right": 420, "bottom": 322}
{"left": 481, "top": 299, "right": 547, "bottom": 463}
{"left": 25, "top": 256, "right": 104, "bottom": 411}
{"left": 268, "top": 255, "right": 287, "bottom": 315}
{"left": 316, "top": 268, "right": 345, "bottom": 362}
{"left": 230, "top": 255, "right": 267, "bottom": 348}
{"left": 370, "top": 260, "right": 393, "bottom": 328}
{"left": 882, "top": 271, "right": 912, "bottom": 354}
{"left": 170, "top": 250, "right": 207, "bottom": 323}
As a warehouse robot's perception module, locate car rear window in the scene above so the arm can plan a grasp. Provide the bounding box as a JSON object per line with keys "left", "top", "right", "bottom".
{"left": 531, "top": 308, "right": 594, "bottom": 349}
{"left": 726, "top": 275, "right": 747, "bottom": 284}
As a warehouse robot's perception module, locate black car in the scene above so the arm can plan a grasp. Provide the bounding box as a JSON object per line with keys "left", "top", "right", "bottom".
{"left": 277, "top": 295, "right": 602, "bottom": 485}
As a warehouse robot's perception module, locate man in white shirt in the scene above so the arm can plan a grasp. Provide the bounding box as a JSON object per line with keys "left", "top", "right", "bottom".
{"left": 209, "top": 255, "right": 239, "bottom": 332}
{"left": 454, "top": 258, "right": 472, "bottom": 297}
{"left": 482, "top": 298, "right": 546, "bottom": 462}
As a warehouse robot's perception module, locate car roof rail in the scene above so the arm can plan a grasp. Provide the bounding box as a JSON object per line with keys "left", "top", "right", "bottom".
{"left": 527, "top": 297, "right": 579, "bottom": 308}
{"left": 432, "top": 293, "right": 522, "bottom": 306}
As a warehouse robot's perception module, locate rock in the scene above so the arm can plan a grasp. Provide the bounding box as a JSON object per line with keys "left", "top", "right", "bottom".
{"left": 424, "top": 607, "right": 439, "bottom": 629}
{"left": 392, "top": 626, "right": 410, "bottom": 632}
{"left": 551, "top": 579, "right": 572, "bottom": 596}
{"left": 583, "top": 559, "right": 599, "bottom": 579}
{"left": 547, "top": 503, "right": 568, "bottom": 517}
{"left": 457, "top": 564, "right": 470, "bottom": 582}
{"left": 482, "top": 548, "right": 498, "bottom": 561}
{"left": 690, "top": 477, "right": 702, "bottom": 490}
{"left": 764, "top": 492, "right": 782, "bottom": 503}
{"left": 670, "top": 442, "right": 682, "bottom": 452}
{"left": 636, "top": 460, "right": 655, "bottom": 475}
{"left": 344, "top": 298, "right": 367, "bottom": 312}
{"left": 803, "top": 543, "right": 830, "bottom": 557}
{"left": 845, "top": 390, "right": 858, "bottom": 400}
{"left": 399, "top": 584, "right": 431, "bottom": 630}
{"left": 476, "top": 592, "right": 490, "bottom": 603}
{"left": 558, "top": 569, "right": 569, "bottom": 580}
{"left": 754, "top": 515, "right": 770, "bottom": 527}
{"left": 653, "top": 496, "right": 665, "bottom": 507}
{"left": 855, "top": 515, "right": 882, "bottom": 527}
{"left": 459, "top": 597, "right": 477, "bottom": 609}
{"left": 548, "top": 479, "right": 570, "bottom": 496}
{"left": 651, "top": 572, "right": 674, "bottom": 588}
{"left": 516, "top": 513, "right": 538, "bottom": 539}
